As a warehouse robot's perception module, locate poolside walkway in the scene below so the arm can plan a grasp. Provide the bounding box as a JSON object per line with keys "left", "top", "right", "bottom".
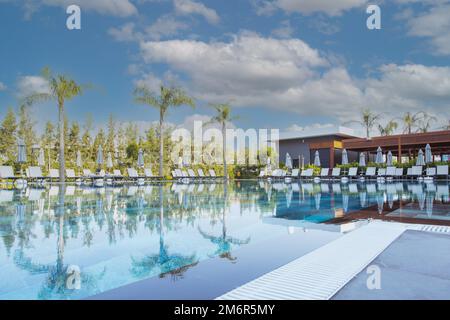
{"left": 216, "top": 221, "right": 407, "bottom": 300}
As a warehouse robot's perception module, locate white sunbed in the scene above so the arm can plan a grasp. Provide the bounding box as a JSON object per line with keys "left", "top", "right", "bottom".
{"left": 27, "top": 166, "right": 45, "bottom": 181}
{"left": 0, "top": 166, "right": 19, "bottom": 180}
{"left": 436, "top": 165, "right": 449, "bottom": 180}
{"left": 300, "top": 169, "right": 314, "bottom": 180}
{"left": 320, "top": 168, "right": 330, "bottom": 180}
{"left": 66, "top": 169, "right": 76, "bottom": 179}
{"left": 365, "top": 167, "right": 377, "bottom": 179}
{"left": 395, "top": 168, "right": 404, "bottom": 179}
{"left": 348, "top": 167, "right": 358, "bottom": 179}
{"left": 291, "top": 169, "right": 300, "bottom": 179}
{"left": 49, "top": 169, "right": 59, "bottom": 180}
{"left": 331, "top": 168, "right": 341, "bottom": 180}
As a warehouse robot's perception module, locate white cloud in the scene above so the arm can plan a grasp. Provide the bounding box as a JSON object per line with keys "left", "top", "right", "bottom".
{"left": 109, "top": 16, "right": 189, "bottom": 43}
{"left": 138, "top": 34, "right": 450, "bottom": 124}
{"left": 253, "top": 0, "right": 367, "bottom": 16}
{"left": 271, "top": 20, "right": 294, "bottom": 39}
{"left": 24, "top": 0, "right": 137, "bottom": 18}
{"left": 174, "top": 0, "right": 220, "bottom": 24}
{"left": 0, "top": 82, "right": 6, "bottom": 91}
{"left": 17, "top": 76, "right": 50, "bottom": 98}
{"left": 108, "top": 23, "right": 140, "bottom": 42}
{"left": 405, "top": 4, "right": 450, "bottom": 55}
{"left": 286, "top": 123, "right": 334, "bottom": 132}
{"left": 145, "top": 15, "right": 189, "bottom": 40}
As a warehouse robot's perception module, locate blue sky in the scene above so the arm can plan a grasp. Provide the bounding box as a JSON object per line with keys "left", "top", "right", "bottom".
{"left": 0, "top": 0, "right": 449, "bottom": 136}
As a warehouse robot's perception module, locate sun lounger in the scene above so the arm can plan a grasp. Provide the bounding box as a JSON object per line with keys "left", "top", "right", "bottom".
{"left": 144, "top": 168, "right": 163, "bottom": 181}
{"left": 407, "top": 166, "right": 423, "bottom": 180}
{"left": 0, "top": 166, "right": 20, "bottom": 181}
{"left": 49, "top": 169, "right": 59, "bottom": 181}
{"left": 436, "top": 165, "right": 449, "bottom": 180}
{"left": 319, "top": 168, "right": 330, "bottom": 180}
{"left": 395, "top": 168, "right": 404, "bottom": 180}
{"left": 424, "top": 167, "right": 436, "bottom": 182}
{"left": 291, "top": 169, "right": 300, "bottom": 179}
{"left": 127, "top": 168, "right": 145, "bottom": 185}
{"left": 209, "top": 169, "right": 223, "bottom": 179}
{"left": 331, "top": 168, "right": 341, "bottom": 180}
{"left": 258, "top": 170, "right": 266, "bottom": 179}
{"left": 300, "top": 168, "right": 314, "bottom": 180}
{"left": 27, "top": 166, "right": 46, "bottom": 183}
{"left": 385, "top": 166, "right": 396, "bottom": 180}
{"left": 365, "top": 167, "right": 377, "bottom": 180}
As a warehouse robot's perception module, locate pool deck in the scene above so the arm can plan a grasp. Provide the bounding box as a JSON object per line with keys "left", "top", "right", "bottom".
{"left": 333, "top": 230, "right": 450, "bottom": 300}
{"left": 217, "top": 221, "right": 450, "bottom": 300}
{"left": 216, "top": 221, "right": 407, "bottom": 300}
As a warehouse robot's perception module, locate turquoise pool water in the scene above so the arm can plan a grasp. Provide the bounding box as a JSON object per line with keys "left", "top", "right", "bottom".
{"left": 0, "top": 180, "right": 448, "bottom": 300}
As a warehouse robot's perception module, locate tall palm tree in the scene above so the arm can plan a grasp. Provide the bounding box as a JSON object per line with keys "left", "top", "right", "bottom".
{"left": 134, "top": 85, "right": 194, "bottom": 177}
{"left": 208, "top": 103, "right": 238, "bottom": 180}
{"left": 417, "top": 112, "right": 437, "bottom": 133}
{"left": 401, "top": 111, "right": 424, "bottom": 134}
{"left": 345, "top": 108, "right": 382, "bottom": 138}
{"left": 442, "top": 120, "right": 450, "bottom": 130}
{"left": 378, "top": 120, "right": 398, "bottom": 136}
{"left": 24, "top": 67, "right": 84, "bottom": 182}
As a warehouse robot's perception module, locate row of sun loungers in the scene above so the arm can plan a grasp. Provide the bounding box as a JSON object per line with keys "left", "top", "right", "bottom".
{"left": 260, "top": 165, "right": 450, "bottom": 182}
{"left": 171, "top": 168, "right": 223, "bottom": 182}
{"left": 0, "top": 166, "right": 165, "bottom": 185}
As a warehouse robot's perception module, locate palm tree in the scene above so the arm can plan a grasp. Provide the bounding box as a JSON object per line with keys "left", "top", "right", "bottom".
{"left": 345, "top": 108, "right": 381, "bottom": 138}
{"left": 417, "top": 113, "right": 437, "bottom": 133}
{"left": 401, "top": 111, "right": 424, "bottom": 134}
{"left": 134, "top": 85, "right": 194, "bottom": 177}
{"left": 24, "top": 67, "right": 84, "bottom": 182}
{"left": 207, "top": 103, "right": 238, "bottom": 179}
{"left": 442, "top": 120, "right": 450, "bottom": 130}
{"left": 378, "top": 120, "right": 398, "bottom": 136}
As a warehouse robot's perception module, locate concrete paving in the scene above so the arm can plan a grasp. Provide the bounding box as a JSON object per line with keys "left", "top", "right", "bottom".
{"left": 333, "top": 230, "right": 450, "bottom": 300}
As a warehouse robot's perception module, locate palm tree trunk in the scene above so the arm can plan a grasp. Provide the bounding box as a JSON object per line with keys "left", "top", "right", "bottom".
{"left": 159, "top": 109, "right": 164, "bottom": 178}
{"left": 59, "top": 102, "right": 65, "bottom": 183}
{"left": 222, "top": 121, "right": 227, "bottom": 180}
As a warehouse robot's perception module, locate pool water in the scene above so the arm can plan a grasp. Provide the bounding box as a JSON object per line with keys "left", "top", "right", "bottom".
{"left": 0, "top": 180, "right": 448, "bottom": 300}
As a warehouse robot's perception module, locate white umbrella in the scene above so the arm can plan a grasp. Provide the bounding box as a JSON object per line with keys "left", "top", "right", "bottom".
{"left": 76, "top": 150, "right": 82, "bottom": 168}
{"left": 313, "top": 151, "right": 321, "bottom": 167}
{"left": 375, "top": 147, "right": 384, "bottom": 164}
{"left": 38, "top": 148, "right": 45, "bottom": 167}
{"left": 386, "top": 151, "right": 393, "bottom": 166}
{"left": 17, "top": 139, "right": 27, "bottom": 163}
{"left": 342, "top": 149, "right": 348, "bottom": 165}
{"left": 106, "top": 152, "right": 113, "bottom": 169}
{"left": 96, "top": 145, "right": 103, "bottom": 166}
{"left": 359, "top": 192, "right": 367, "bottom": 207}
{"left": 359, "top": 153, "right": 366, "bottom": 167}
{"left": 137, "top": 149, "right": 144, "bottom": 168}
{"left": 285, "top": 153, "right": 292, "bottom": 170}
{"left": 425, "top": 144, "right": 432, "bottom": 164}
{"left": 416, "top": 149, "right": 425, "bottom": 166}
{"left": 178, "top": 156, "right": 183, "bottom": 169}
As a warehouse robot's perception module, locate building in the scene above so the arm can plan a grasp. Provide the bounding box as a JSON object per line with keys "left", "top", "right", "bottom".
{"left": 343, "top": 130, "right": 450, "bottom": 163}
{"left": 278, "top": 127, "right": 450, "bottom": 168}
{"left": 277, "top": 126, "right": 359, "bottom": 168}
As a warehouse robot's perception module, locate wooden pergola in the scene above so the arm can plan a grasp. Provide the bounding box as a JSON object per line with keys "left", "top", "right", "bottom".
{"left": 342, "top": 130, "right": 450, "bottom": 163}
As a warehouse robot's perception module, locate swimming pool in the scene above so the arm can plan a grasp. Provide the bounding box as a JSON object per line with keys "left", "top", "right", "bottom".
{"left": 0, "top": 180, "right": 449, "bottom": 300}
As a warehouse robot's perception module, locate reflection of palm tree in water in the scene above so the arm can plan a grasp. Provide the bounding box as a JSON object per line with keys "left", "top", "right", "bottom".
{"left": 13, "top": 185, "right": 105, "bottom": 299}
{"left": 130, "top": 185, "right": 198, "bottom": 281}
{"left": 198, "top": 182, "right": 250, "bottom": 262}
